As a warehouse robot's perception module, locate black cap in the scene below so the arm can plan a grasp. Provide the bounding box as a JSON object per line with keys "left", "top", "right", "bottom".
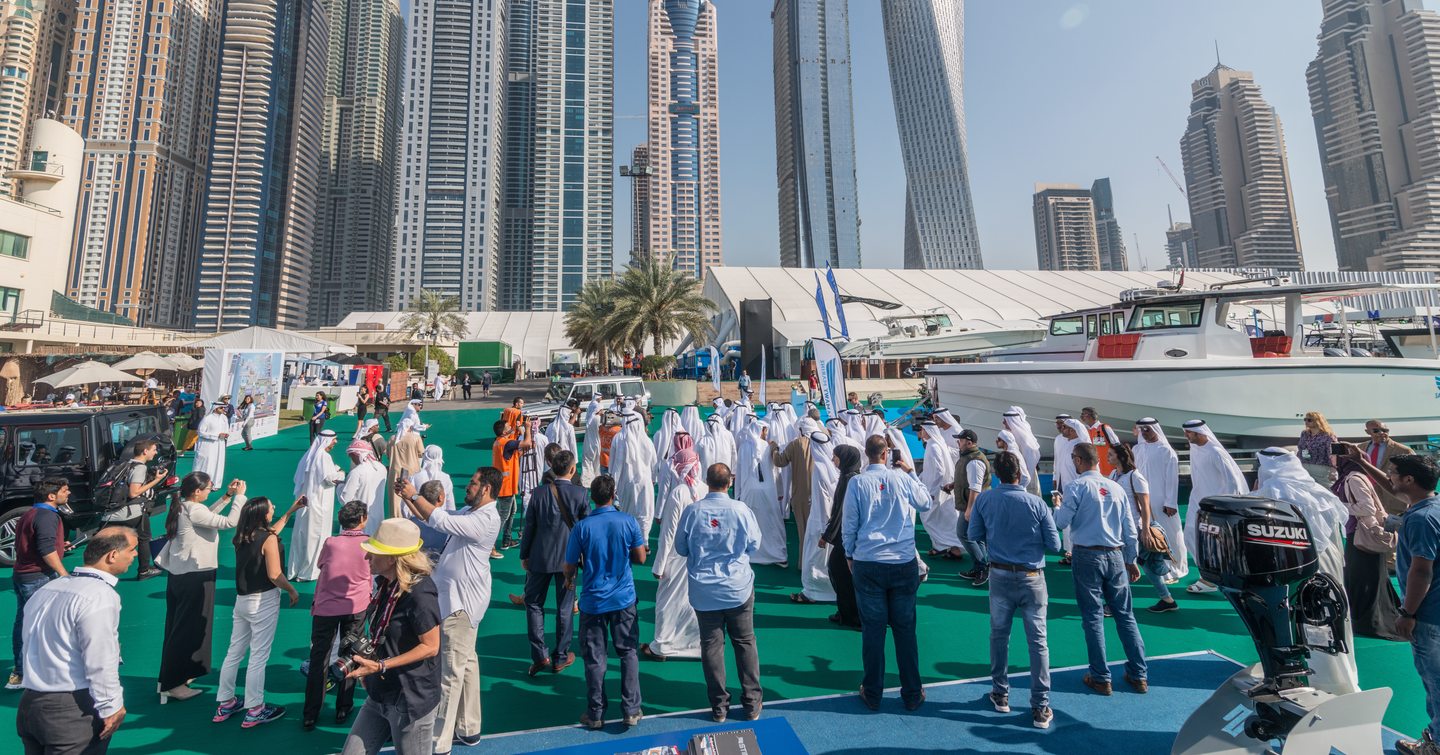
{"left": 955, "top": 429, "right": 978, "bottom": 443}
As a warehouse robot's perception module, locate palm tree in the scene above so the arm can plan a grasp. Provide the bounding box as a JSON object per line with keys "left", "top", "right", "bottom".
{"left": 610, "top": 256, "right": 714, "bottom": 358}
{"left": 565, "top": 278, "right": 620, "bottom": 372}
{"left": 398, "top": 289, "right": 470, "bottom": 370}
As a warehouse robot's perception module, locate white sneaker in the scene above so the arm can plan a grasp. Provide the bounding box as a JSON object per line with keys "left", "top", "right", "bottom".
{"left": 1186, "top": 580, "right": 1219, "bottom": 594}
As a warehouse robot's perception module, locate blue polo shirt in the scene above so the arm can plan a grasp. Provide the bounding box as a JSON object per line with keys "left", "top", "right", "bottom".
{"left": 564, "top": 505, "right": 644, "bottom": 615}
{"left": 674, "top": 493, "right": 761, "bottom": 612}
{"left": 968, "top": 483, "right": 1061, "bottom": 571}
{"left": 1398, "top": 495, "right": 1440, "bottom": 625}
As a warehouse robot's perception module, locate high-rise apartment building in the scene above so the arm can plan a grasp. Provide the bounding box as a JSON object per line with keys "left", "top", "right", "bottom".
{"left": 1165, "top": 220, "right": 1199, "bottom": 269}
{"left": 63, "top": 0, "right": 224, "bottom": 327}
{"left": 1033, "top": 184, "right": 1100, "bottom": 271}
{"left": 194, "top": 0, "right": 329, "bottom": 330}
{"left": 1180, "top": 64, "right": 1304, "bottom": 270}
{"left": 0, "top": 0, "right": 73, "bottom": 196}
{"left": 881, "top": 0, "right": 981, "bottom": 270}
{"left": 627, "top": 143, "right": 652, "bottom": 256}
{"left": 528, "top": 0, "right": 614, "bottom": 310}
{"left": 646, "top": 0, "right": 721, "bottom": 279}
{"left": 394, "top": 0, "right": 507, "bottom": 312}
{"left": 1091, "top": 177, "right": 1128, "bottom": 271}
{"left": 311, "top": 0, "right": 403, "bottom": 325}
{"left": 498, "top": 0, "right": 536, "bottom": 311}
{"left": 1308, "top": 0, "right": 1440, "bottom": 271}
{"left": 773, "top": 0, "right": 860, "bottom": 268}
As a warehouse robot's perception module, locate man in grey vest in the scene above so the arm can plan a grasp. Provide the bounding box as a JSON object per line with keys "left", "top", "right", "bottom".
{"left": 948, "top": 429, "right": 991, "bottom": 587}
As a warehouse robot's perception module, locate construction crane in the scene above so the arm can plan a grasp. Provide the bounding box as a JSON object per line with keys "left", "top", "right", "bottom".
{"left": 1155, "top": 155, "right": 1187, "bottom": 199}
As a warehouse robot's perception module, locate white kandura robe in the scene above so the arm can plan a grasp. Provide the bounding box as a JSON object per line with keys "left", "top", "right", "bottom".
{"left": 649, "top": 478, "right": 705, "bottom": 657}
{"left": 737, "top": 423, "right": 787, "bottom": 565}
{"left": 288, "top": 451, "right": 346, "bottom": 580}
{"left": 547, "top": 406, "right": 578, "bottom": 456}
{"left": 697, "top": 419, "right": 737, "bottom": 473}
{"left": 1184, "top": 435, "right": 1248, "bottom": 558}
{"left": 612, "top": 416, "right": 657, "bottom": 537}
{"left": 918, "top": 434, "right": 962, "bottom": 550}
{"left": 342, "top": 460, "right": 390, "bottom": 536}
{"left": 680, "top": 406, "right": 706, "bottom": 442}
{"left": 800, "top": 436, "right": 838, "bottom": 601}
{"left": 192, "top": 413, "right": 230, "bottom": 484}
{"left": 1134, "top": 425, "right": 1185, "bottom": 578}
{"left": 580, "top": 409, "right": 603, "bottom": 487}
{"left": 1052, "top": 418, "right": 1089, "bottom": 551}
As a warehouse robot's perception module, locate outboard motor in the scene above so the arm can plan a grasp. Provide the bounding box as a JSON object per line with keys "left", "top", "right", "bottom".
{"left": 1174, "top": 496, "right": 1387, "bottom": 755}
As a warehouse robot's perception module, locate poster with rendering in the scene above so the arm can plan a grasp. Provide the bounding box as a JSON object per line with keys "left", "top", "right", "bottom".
{"left": 201, "top": 349, "right": 284, "bottom": 446}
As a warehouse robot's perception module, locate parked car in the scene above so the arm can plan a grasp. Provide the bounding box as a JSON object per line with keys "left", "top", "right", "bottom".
{"left": 526, "top": 376, "right": 650, "bottom": 437}
{"left": 0, "top": 405, "right": 181, "bottom": 567}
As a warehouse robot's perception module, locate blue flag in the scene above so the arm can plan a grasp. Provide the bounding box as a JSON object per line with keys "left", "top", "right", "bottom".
{"left": 814, "top": 271, "right": 832, "bottom": 339}
{"left": 826, "top": 263, "right": 849, "bottom": 339}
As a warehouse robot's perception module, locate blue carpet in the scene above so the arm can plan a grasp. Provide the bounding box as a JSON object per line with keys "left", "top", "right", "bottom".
{"left": 474, "top": 652, "right": 1406, "bottom": 754}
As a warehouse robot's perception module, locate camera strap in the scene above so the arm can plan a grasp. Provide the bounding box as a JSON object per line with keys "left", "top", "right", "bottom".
{"left": 367, "top": 580, "right": 404, "bottom": 645}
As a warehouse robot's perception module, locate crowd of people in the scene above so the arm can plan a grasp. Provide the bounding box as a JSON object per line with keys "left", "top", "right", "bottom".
{"left": 6, "top": 389, "right": 1440, "bottom": 755}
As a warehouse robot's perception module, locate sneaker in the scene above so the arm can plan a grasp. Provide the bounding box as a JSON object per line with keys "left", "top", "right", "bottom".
{"left": 1186, "top": 580, "right": 1219, "bottom": 594}
{"left": 1162, "top": 575, "right": 1180, "bottom": 585}
{"left": 240, "top": 704, "right": 286, "bottom": 728}
{"left": 501, "top": 539, "right": 520, "bottom": 550}
{"left": 711, "top": 708, "right": 727, "bottom": 723}
{"left": 958, "top": 567, "right": 982, "bottom": 581}
{"left": 212, "top": 697, "right": 243, "bottom": 723}
{"left": 744, "top": 703, "right": 763, "bottom": 721}
{"left": 490, "top": 550, "right": 504, "bottom": 560}
{"left": 988, "top": 691, "right": 1010, "bottom": 713}
{"left": 453, "top": 732, "right": 482, "bottom": 747}
{"left": 137, "top": 567, "right": 163, "bottom": 581}
{"left": 971, "top": 567, "right": 989, "bottom": 587}
{"left": 622, "top": 711, "right": 643, "bottom": 727}
{"left": 5, "top": 671, "right": 21, "bottom": 690}
{"left": 1125, "top": 675, "right": 1148, "bottom": 694}
{"left": 1083, "top": 674, "right": 1113, "bottom": 696}
{"left": 1103, "top": 606, "right": 1113, "bottom": 618}
{"left": 1148, "top": 599, "right": 1179, "bottom": 613}
{"left": 1032, "top": 706, "right": 1054, "bottom": 729}
{"left": 579, "top": 713, "right": 604, "bottom": 731}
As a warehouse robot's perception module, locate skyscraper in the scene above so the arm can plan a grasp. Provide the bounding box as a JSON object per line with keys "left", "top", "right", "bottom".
{"left": 1166, "top": 221, "right": 1199, "bottom": 269}
{"left": 394, "top": 0, "right": 508, "bottom": 312}
{"left": 63, "top": 0, "right": 224, "bottom": 327}
{"left": 773, "top": 0, "right": 861, "bottom": 269}
{"left": 1091, "top": 177, "right": 1128, "bottom": 271}
{"left": 499, "top": 0, "right": 536, "bottom": 312}
{"left": 880, "top": 0, "right": 982, "bottom": 270}
{"left": 1033, "top": 184, "right": 1100, "bottom": 271}
{"left": 627, "top": 143, "right": 652, "bottom": 256}
{"left": 646, "top": 0, "right": 722, "bottom": 279}
{"left": 528, "top": 0, "right": 614, "bottom": 311}
{"left": 193, "top": 0, "right": 329, "bottom": 330}
{"left": 1308, "top": 0, "right": 1440, "bottom": 272}
{"left": 0, "top": 0, "right": 74, "bottom": 196}
{"left": 1180, "top": 64, "right": 1304, "bottom": 270}
{"left": 311, "top": 0, "right": 403, "bottom": 326}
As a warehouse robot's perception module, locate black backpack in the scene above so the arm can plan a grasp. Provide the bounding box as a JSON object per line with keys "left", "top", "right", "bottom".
{"left": 93, "top": 460, "right": 141, "bottom": 514}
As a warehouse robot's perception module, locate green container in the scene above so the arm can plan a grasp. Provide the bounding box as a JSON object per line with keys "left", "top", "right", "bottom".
{"left": 458, "top": 340, "right": 513, "bottom": 370}
{"left": 301, "top": 397, "right": 315, "bottom": 418}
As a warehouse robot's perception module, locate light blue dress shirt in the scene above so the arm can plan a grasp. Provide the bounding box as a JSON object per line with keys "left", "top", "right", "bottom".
{"left": 674, "top": 492, "right": 762, "bottom": 612}
{"left": 841, "top": 464, "right": 933, "bottom": 564}
{"left": 968, "top": 483, "right": 1062, "bottom": 570}
{"left": 1054, "top": 470, "right": 1139, "bottom": 563}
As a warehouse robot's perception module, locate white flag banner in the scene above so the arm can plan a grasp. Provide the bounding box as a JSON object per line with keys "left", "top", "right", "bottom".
{"left": 709, "top": 345, "right": 721, "bottom": 394}
{"left": 811, "top": 338, "right": 846, "bottom": 419}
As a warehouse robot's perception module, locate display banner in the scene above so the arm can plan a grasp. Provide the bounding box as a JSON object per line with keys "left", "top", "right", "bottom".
{"left": 201, "top": 349, "right": 284, "bottom": 446}
{"left": 811, "top": 338, "right": 845, "bottom": 418}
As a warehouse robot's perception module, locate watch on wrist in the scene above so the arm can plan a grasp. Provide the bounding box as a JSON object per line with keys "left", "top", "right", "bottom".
{"left": 1400, "top": 608, "right": 1416, "bottom": 619}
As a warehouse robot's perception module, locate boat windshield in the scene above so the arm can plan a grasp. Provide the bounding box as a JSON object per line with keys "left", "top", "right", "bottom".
{"left": 546, "top": 382, "right": 573, "bottom": 401}
{"left": 1127, "top": 301, "right": 1203, "bottom": 331}
{"left": 1049, "top": 315, "right": 1084, "bottom": 336}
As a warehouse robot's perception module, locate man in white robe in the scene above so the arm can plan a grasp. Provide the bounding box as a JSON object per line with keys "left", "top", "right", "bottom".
{"left": 1134, "top": 418, "right": 1185, "bottom": 580}
{"left": 341, "top": 437, "right": 390, "bottom": 536}
{"left": 680, "top": 405, "right": 706, "bottom": 441}
{"left": 400, "top": 399, "right": 427, "bottom": 431}
{"left": 652, "top": 409, "right": 682, "bottom": 462}
{"left": 643, "top": 433, "right": 705, "bottom": 660}
{"left": 409, "top": 444, "right": 456, "bottom": 553}
{"left": 1183, "top": 419, "right": 1248, "bottom": 593}
{"left": 736, "top": 416, "right": 787, "bottom": 566}
{"left": 697, "top": 413, "right": 737, "bottom": 473}
{"left": 1053, "top": 415, "right": 1089, "bottom": 558}
{"left": 288, "top": 430, "right": 345, "bottom": 580}
{"left": 827, "top": 419, "right": 862, "bottom": 451}
{"left": 431, "top": 373, "right": 445, "bottom": 401}
{"left": 192, "top": 404, "right": 231, "bottom": 484}
{"left": 1255, "top": 447, "right": 1358, "bottom": 696}
{"left": 931, "top": 408, "right": 964, "bottom": 453}
{"left": 583, "top": 395, "right": 601, "bottom": 426}
{"left": 796, "top": 431, "right": 838, "bottom": 602}
{"left": 1002, "top": 407, "right": 1042, "bottom": 494}
{"left": 996, "top": 430, "right": 1032, "bottom": 491}
{"left": 547, "top": 403, "right": 578, "bottom": 456}
{"left": 916, "top": 422, "right": 963, "bottom": 558}
{"left": 580, "top": 406, "right": 604, "bottom": 487}
{"left": 612, "top": 411, "right": 658, "bottom": 537}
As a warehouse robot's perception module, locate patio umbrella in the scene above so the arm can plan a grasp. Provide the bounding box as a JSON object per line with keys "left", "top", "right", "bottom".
{"left": 164, "top": 353, "right": 204, "bottom": 372}
{"left": 36, "top": 361, "right": 144, "bottom": 389}
{"left": 333, "top": 354, "right": 382, "bottom": 366}
{"left": 113, "top": 351, "right": 178, "bottom": 374}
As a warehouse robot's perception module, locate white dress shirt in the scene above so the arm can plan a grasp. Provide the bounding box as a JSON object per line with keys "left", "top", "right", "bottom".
{"left": 426, "top": 504, "right": 502, "bottom": 627}
{"left": 21, "top": 567, "right": 124, "bottom": 716}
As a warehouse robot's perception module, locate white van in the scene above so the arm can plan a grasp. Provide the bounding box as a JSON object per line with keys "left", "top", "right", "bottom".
{"left": 527, "top": 376, "right": 650, "bottom": 435}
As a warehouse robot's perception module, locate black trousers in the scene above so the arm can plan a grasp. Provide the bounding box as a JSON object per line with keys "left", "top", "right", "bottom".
{"left": 696, "top": 597, "right": 763, "bottom": 715}
{"left": 108, "top": 513, "right": 153, "bottom": 573}
{"left": 17, "top": 689, "right": 108, "bottom": 755}
{"left": 303, "top": 611, "right": 365, "bottom": 723}
{"left": 159, "top": 569, "right": 216, "bottom": 690}
{"left": 374, "top": 408, "right": 391, "bottom": 433}
{"left": 523, "top": 571, "right": 576, "bottom": 665}
{"left": 462, "top": 385, "right": 472, "bottom": 399}
{"left": 827, "top": 544, "right": 861, "bottom": 627}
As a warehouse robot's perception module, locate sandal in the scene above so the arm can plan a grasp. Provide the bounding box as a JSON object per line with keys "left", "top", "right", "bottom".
{"left": 940, "top": 549, "right": 964, "bottom": 561}
{"left": 790, "top": 593, "right": 817, "bottom": 604}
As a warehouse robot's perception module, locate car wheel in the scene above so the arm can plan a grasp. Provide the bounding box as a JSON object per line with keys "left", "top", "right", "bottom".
{"left": 0, "top": 506, "right": 26, "bottom": 568}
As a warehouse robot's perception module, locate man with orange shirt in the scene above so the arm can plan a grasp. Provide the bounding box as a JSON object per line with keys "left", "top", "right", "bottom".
{"left": 493, "top": 418, "right": 534, "bottom": 549}
{"left": 1081, "top": 407, "right": 1120, "bottom": 477}
{"left": 598, "top": 413, "right": 623, "bottom": 475}
{"left": 501, "top": 397, "right": 526, "bottom": 434}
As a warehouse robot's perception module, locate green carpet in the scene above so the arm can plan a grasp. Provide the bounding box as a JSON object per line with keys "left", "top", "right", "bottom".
{"left": 0, "top": 407, "right": 1428, "bottom": 754}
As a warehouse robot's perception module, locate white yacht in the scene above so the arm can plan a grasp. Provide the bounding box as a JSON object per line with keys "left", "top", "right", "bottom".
{"left": 839, "top": 312, "right": 1046, "bottom": 360}
{"left": 928, "top": 281, "right": 1440, "bottom": 451}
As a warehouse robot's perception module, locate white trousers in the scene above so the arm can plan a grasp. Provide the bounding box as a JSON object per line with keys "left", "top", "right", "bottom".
{"left": 433, "top": 611, "right": 482, "bottom": 748}
{"left": 217, "top": 590, "right": 281, "bottom": 709}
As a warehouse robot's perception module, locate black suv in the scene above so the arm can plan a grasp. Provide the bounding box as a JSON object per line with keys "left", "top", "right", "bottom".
{"left": 0, "top": 405, "right": 180, "bottom": 567}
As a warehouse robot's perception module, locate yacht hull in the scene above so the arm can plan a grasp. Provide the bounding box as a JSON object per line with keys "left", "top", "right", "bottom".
{"left": 842, "top": 324, "right": 1045, "bottom": 360}
{"left": 928, "top": 358, "right": 1440, "bottom": 450}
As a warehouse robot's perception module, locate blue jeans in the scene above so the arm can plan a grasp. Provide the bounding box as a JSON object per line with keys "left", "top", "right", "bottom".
{"left": 989, "top": 568, "right": 1050, "bottom": 709}
{"left": 955, "top": 510, "right": 989, "bottom": 568}
{"left": 579, "top": 604, "right": 641, "bottom": 721}
{"left": 851, "top": 559, "right": 923, "bottom": 705}
{"left": 1413, "top": 620, "right": 1440, "bottom": 740}
{"left": 11, "top": 573, "right": 54, "bottom": 676}
{"left": 1071, "top": 548, "right": 1147, "bottom": 682}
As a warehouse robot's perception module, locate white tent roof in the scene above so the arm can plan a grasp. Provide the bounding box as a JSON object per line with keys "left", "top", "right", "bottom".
{"left": 186, "top": 326, "right": 356, "bottom": 357}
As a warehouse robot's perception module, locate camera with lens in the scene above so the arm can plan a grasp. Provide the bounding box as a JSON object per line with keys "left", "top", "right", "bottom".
{"left": 327, "top": 628, "right": 378, "bottom": 690}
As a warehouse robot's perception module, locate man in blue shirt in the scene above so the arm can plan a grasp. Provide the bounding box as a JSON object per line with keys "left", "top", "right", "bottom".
{"left": 841, "top": 435, "right": 933, "bottom": 711}
{"left": 969, "top": 452, "right": 1061, "bottom": 728}
{"left": 1388, "top": 454, "right": 1440, "bottom": 755}
{"left": 1051, "top": 442, "right": 1146, "bottom": 696}
{"left": 563, "top": 475, "right": 648, "bottom": 730}
{"left": 675, "top": 463, "right": 763, "bottom": 723}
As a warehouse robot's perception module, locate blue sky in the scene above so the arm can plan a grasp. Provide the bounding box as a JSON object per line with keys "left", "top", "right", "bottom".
{"left": 613, "top": 0, "right": 1343, "bottom": 272}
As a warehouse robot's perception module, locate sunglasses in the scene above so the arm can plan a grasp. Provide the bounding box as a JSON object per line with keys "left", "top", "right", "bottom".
{"left": 1368, "top": 428, "right": 1390, "bottom": 434}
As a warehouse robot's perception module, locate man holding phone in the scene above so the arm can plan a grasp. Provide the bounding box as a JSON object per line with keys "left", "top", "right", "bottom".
{"left": 101, "top": 439, "right": 166, "bottom": 580}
